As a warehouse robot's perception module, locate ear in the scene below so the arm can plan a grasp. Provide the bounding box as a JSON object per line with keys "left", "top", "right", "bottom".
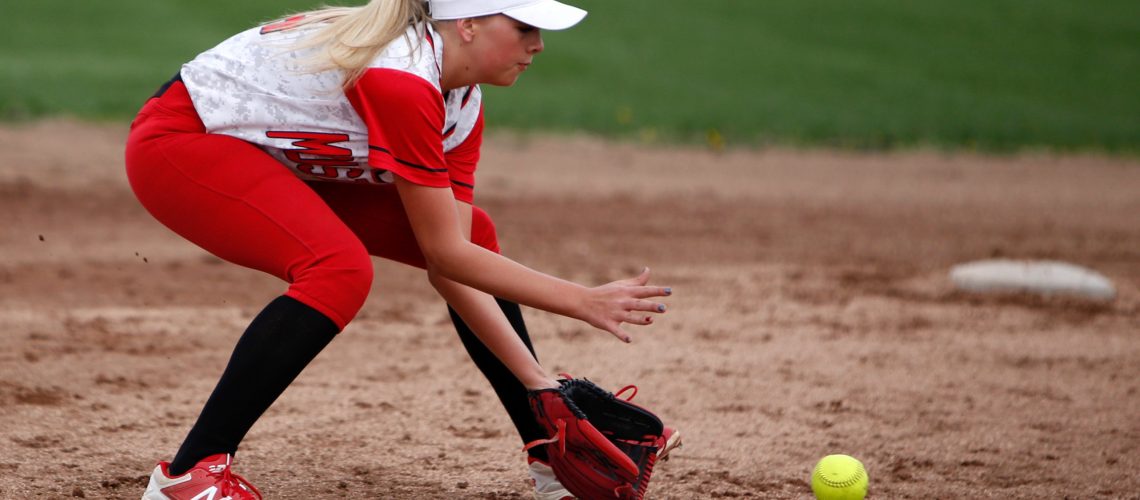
{"left": 456, "top": 18, "right": 477, "bottom": 43}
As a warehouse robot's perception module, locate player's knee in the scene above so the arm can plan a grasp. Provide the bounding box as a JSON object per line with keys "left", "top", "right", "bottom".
{"left": 335, "top": 249, "right": 375, "bottom": 305}
{"left": 290, "top": 244, "right": 374, "bottom": 327}
{"left": 470, "top": 206, "right": 501, "bottom": 254}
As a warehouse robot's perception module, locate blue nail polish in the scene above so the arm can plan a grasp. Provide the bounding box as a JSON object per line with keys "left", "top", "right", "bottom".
{"left": 664, "top": 287, "right": 672, "bottom": 295}
{"left": 657, "top": 304, "right": 666, "bottom": 312}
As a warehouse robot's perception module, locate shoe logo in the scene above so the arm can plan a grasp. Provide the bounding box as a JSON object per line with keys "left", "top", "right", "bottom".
{"left": 207, "top": 464, "right": 228, "bottom": 474}
{"left": 190, "top": 486, "right": 220, "bottom": 500}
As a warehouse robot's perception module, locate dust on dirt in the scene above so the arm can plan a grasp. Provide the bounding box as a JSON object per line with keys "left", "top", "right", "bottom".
{"left": 2, "top": 120, "right": 1138, "bottom": 499}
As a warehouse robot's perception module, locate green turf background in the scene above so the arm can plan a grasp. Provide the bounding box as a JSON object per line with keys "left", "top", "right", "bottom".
{"left": 2, "top": 0, "right": 1137, "bottom": 152}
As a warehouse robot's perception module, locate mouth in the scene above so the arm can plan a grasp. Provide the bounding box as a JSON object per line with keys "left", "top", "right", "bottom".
{"left": 518, "top": 62, "right": 531, "bottom": 70}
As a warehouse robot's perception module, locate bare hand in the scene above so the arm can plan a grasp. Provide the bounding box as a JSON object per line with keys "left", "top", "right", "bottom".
{"left": 579, "top": 267, "right": 671, "bottom": 343}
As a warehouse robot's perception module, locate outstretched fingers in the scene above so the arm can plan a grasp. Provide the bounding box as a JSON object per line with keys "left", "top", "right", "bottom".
{"left": 582, "top": 267, "right": 674, "bottom": 343}
{"left": 607, "top": 324, "right": 633, "bottom": 343}
{"left": 631, "top": 285, "right": 672, "bottom": 299}
{"left": 626, "top": 298, "right": 667, "bottom": 313}
{"left": 619, "top": 268, "right": 671, "bottom": 301}
{"left": 613, "top": 291, "right": 670, "bottom": 342}
{"left": 625, "top": 311, "right": 655, "bottom": 326}
{"left": 605, "top": 311, "right": 655, "bottom": 343}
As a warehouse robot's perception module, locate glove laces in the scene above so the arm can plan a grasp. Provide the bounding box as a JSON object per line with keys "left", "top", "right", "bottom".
{"left": 615, "top": 384, "right": 638, "bottom": 401}
{"left": 523, "top": 418, "right": 567, "bottom": 456}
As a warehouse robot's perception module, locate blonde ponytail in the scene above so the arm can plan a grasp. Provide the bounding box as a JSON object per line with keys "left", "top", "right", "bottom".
{"left": 282, "top": 0, "right": 432, "bottom": 89}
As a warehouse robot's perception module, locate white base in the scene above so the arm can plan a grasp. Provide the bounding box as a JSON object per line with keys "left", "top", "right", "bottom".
{"left": 949, "top": 259, "right": 1115, "bottom": 301}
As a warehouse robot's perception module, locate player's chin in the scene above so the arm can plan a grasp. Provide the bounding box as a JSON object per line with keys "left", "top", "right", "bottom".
{"left": 486, "top": 69, "right": 525, "bottom": 87}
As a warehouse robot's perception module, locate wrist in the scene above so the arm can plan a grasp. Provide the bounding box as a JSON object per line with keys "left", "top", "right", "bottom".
{"left": 524, "top": 376, "right": 560, "bottom": 391}
{"left": 564, "top": 284, "right": 592, "bottom": 321}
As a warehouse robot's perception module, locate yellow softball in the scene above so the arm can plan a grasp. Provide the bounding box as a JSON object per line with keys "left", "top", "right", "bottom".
{"left": 810, "top": 454, "right": 868, "bottom": 500}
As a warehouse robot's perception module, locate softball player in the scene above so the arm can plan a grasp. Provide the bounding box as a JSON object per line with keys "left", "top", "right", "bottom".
{"left": 125, "top": 1, "right": 673, "bottom": 498}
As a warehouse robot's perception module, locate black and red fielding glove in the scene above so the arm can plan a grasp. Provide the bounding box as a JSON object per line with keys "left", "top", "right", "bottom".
{"left": 526, "top": 377, "right": 667, "bottom": 499}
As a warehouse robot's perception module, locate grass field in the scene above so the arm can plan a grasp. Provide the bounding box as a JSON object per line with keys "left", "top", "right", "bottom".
{"left": 2, "top": 0, "right": 1137, "bottom": 152}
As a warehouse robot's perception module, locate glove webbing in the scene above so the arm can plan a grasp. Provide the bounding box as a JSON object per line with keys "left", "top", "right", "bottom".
{"left": 563, "top": 379, "right": 664, "bottom": 441}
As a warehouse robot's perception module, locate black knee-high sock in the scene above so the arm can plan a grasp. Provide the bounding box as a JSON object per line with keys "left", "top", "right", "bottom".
{"left": 449, "top": 298, "right": 549, "bottom": 462}
{"left": 168, "top": 296, "right": 339, "bottom": 476}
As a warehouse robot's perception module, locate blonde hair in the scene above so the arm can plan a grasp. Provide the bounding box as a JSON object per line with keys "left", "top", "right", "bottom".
{"left": 282, "top": 0, "right": 432, "bottom": 89}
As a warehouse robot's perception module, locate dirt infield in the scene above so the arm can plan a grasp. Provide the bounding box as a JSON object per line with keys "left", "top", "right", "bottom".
{"left": 2, "top": 120, "right": 1138, "bottom": 499}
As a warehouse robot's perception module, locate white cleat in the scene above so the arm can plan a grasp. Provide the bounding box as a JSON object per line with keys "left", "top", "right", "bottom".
{"left": 527, "top": 457, "right": 575, "bottom": 500}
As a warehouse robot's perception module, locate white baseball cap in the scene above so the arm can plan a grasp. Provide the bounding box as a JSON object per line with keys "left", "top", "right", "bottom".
{"left": 429, "top": 0, "right": 587, "bottom": 30}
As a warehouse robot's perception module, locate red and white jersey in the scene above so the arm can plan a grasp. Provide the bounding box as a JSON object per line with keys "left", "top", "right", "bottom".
{"left": 181, "top": 19, "right": 484, "bottom": 202}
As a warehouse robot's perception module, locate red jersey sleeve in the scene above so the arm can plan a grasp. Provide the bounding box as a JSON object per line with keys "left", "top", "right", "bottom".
{"left": 345, "top": 68, "right": 449, "bottom": 188}
{"left": 445, "top": 106, "right": 484, "bottom": 204}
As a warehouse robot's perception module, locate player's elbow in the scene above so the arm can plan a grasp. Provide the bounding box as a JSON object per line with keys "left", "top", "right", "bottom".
{"left": 419, "top": 239, "right": 472, "bottom": 282}
{"left": 426, "top": 265, "right": 449, "bottom": 292}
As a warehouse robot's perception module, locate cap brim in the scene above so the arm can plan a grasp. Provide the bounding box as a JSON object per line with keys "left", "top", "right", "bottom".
{"left": 502, "top": 0, "right": 587, "bottom": 30}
